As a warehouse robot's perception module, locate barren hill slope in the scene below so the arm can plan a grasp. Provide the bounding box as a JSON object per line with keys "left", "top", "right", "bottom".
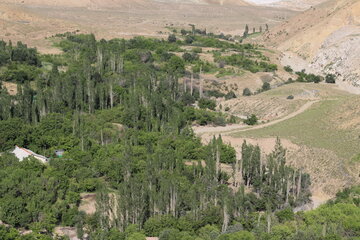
{"left": 3, "top": 0, "right": 250, "bottom": 8}
{"left": 275, "top": 0, "right": 328, "bottom": 9}
{"left": 264, "top": 0, "right": 360, "bottom": 92}
{"left": 0, "top": 0, "right": 295, "bottom": 53}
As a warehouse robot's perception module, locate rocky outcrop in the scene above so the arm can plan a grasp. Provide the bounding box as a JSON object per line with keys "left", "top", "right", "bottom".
{"left": 312, "top": 25, "right": 360, "bottom": 90}
{"left": 265, "top": 0, "right": 360, "bottom": 93}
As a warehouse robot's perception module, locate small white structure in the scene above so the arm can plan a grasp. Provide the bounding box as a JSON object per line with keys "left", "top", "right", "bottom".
{"left": 12, "top": 146, "right": 48, "bottom": 164}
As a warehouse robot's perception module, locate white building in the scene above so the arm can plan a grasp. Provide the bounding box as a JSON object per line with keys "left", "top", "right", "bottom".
{"left": 12, "top": 146, "right": 49, "bottom": 164}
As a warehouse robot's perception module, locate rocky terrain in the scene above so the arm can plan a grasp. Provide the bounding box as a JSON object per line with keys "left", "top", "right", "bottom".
{"left": 264, "top": 0, "right": 360, "bottom": 93}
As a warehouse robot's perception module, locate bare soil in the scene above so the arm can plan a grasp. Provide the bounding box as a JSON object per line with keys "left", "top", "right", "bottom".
{"left": 0, "top": 1, "right": 297, "bottom": 53}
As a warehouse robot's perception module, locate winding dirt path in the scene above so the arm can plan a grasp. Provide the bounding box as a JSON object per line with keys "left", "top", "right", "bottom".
{"left": 193, "top": 100, "right": 319, "bottom": 136}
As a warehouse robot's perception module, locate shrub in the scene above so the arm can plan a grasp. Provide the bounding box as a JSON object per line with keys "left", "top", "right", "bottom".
{"left": 220, "top": 144, "right": 236, "bottom": 163}
{"left": 225, "top": 91, "right": 237, "bottom": 100}
{"left": 218, "top": 60, "right": 226, "bottom": 68}
{"left": 284, "top": 65, "right": 293, "bottom": 73}
{"left": 198, "top": 98, "right": 216, "bottom": 111}
{"left": 181, "top": 93, "right": 196, "bottom": 106}
{"left": 168, "top": 34, "right": 177, "bottom": 43}
{"left": 206, "top": 90, "right": 225, "bottom": 98}
{"left": 261, "top": 82, "right": 271, "bottom": 91}
{"left": 165, "top": 56, "right": 185, "bottom": 75}
{"left": 287, "top": 95, "right": 294, "bottom": 100}
{"left": 218, "top": 231, "right": 255, "bottom": 240}
{"left": 182, "top": 52, "right": 199, "bottom": 62}
{"left": 185, "top": 36, "right": 194, "bottom": 44}
{"left": 325, "top": 74, "right": 336, "bottom": 84}
{"left": 275, "top": 207, "right": 295, "bottom": 223}
{"left": 198, "top": 225, "right": 220, "bottom": 240}
{"left": 144, "top": 215, "right": 177, "bottom": 237}
{"left": 213, "top": 116, "right": 226, "bottom": 127}
{"left": 243, "top": 88, "right": 252, "bottom": 96}
{"left": 306, "top": 74, "right": 321, "bottom": 83}
{"left": 285, "top": 78, "right": 294, "bottom": 84}
{"left": 225, "top": 107, "right": 230, "bottom": 112}
{"left": 295, "top": 70, "right": 322, "bottom": 83}
{"left": 159, "top": 228, "right": 180, "bottom": 240}
{"left": 244, "top": 114, "right": 258, "bottom": 125}
{"left": 127, "top": 232, "right": 146, "bottom": 240}
{"left": 192, "top": 47, "right": 202, "bottom": 54}
{"left": 1, "top": 64, "right": 40, "bottom": 83}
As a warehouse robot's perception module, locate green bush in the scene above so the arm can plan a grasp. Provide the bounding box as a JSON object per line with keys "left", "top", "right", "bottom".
{"left": 182, "top": 52, "right": 199, "bottom": 63}
{"left": 220, "top": 144, "right": 236, "bottom": 164}
{"left": 192, "top": 47, "right": 203, "bottom": 54}
{"left": 127, "top": 232, "right": 146, "bottom": 240}
{"left": 144, "top": 215, "right": 177, "bottom": 237}
{"left": 275, "top": 207, "right": 295, "bottom": 223}
{"left": 185, "top": 36, "right": 195, "bottom": 44}
{"left": 284, "top": 65, "right": 293, "bottom": 73}
{"left": 168, "top": 34, "right": 177, "bottom": 43}
{"left": 218, "top": 231, "right": 255, "bottom": 240}
{"left": 198, "top": 98, "right": 216, "bottom": 111}
{"left": 225, "top": 91, "right": 237, "bottom": 100}
{"left": 206, "top": 90, "right": 225, "bottom": 98}
{"left": 213, "top": 116, "right": 226, "bottom": 127}
{"left": 243, "top": 88, "right": 252, "bottom": 96}
{"left": 1, "top": 64, "right": 40, "bottom": 83}
{"left": 262, "top": 82, "right": 271, "bottom": 91}
{"left": 325, "top": 74, "right": 336, "bottom": 84}
{"left": 159, "top": 228, "right": 180, "bottom": 240}
{"left": 244, "top": 114, "right": 258, "bottom": 125}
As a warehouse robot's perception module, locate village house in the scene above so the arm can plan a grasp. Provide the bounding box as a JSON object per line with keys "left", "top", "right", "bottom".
{"left": 12, "top": 145, "right": 49, "bottom": 164}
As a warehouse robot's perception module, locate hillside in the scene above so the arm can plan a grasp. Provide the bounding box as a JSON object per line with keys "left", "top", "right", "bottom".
{"left": 0, "top": 32, "right": 322, "bottom": 240}
{"left": 0, "top": 0, "right": 295, "bottom": 54}
{"left": 3, "top": 0, "right": 250, "bottom": 8}
{"left": 263, "top": 0, "right": 360, "bottom": 93}
{"left": 1, "top": 0, "right": 360, "bottom": 239}
{"left": 272, "top": 0, "right": 329, "bottom": 10}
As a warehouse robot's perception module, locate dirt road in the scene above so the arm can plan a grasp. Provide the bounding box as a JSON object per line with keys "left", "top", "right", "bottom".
{"left": 193, "top": 100, "right": 319, "bottom": 136}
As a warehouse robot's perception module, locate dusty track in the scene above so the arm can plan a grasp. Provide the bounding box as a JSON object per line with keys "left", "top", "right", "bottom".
{"left": 193, "top": 100, "right": 319, "bottom": 136}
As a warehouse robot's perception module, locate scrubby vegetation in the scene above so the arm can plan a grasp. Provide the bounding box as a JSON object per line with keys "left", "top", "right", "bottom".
{"left": 244, "top": 114, "right": 258, "bottom": 126}
{"left": 243, "top": 88, "right": 252, "bottom": 96}
{"left": 325, "top": 74, "right": 336, "bottom": 84}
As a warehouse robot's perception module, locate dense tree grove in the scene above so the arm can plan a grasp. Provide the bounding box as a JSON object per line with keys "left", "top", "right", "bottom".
{"left": 0, "top": 33, "right": 358, "bottom": 240}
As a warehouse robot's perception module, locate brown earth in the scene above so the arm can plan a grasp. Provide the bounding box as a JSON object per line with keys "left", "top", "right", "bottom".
{"left": 54, "top": 227, "right": 80, "bottom": 240}
{"left": 78, "top": 193, "right": 97, "bottom": 215}
{"left": 0, "top": 0, "right": 296, "bottom": 53}
{"left": 2, "top": 82, "right": 18, "bottom": 96}
{"left": 268, "top": 0, "right": 330, "bottom": 10}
